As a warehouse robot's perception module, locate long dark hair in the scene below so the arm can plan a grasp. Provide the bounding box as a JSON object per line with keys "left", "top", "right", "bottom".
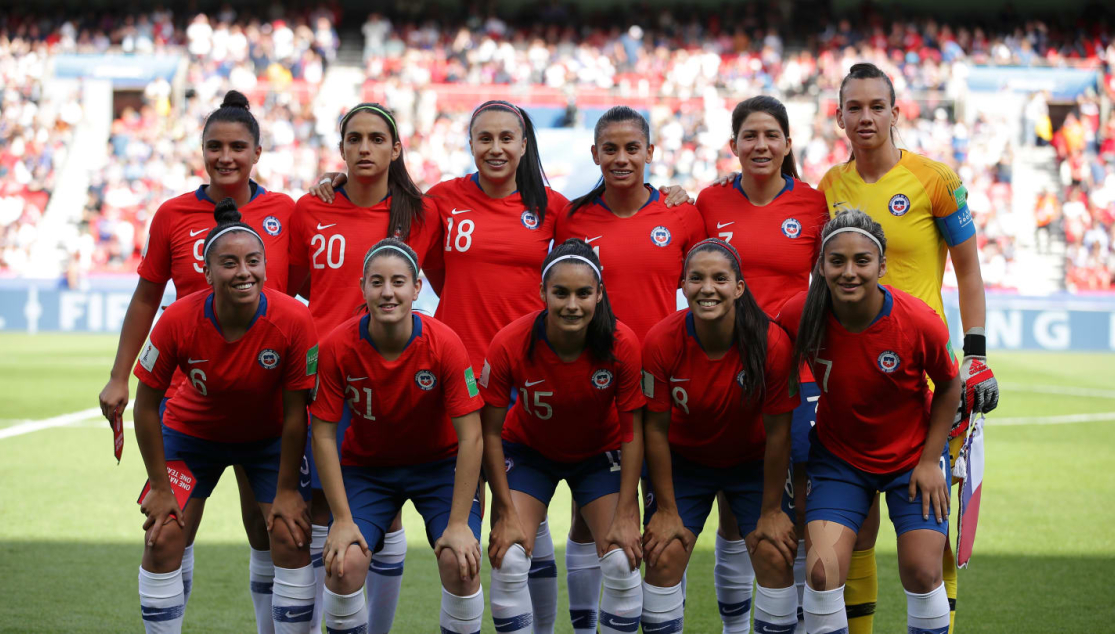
{"left": 468, "top": 100, "right": 551, "bottom": 224}
{"left": 203, "top": 90, "right": 260, "bottom": 146}
{"left": 791, "top": 210, "right": 888, "bottom": 375}
{"left": 202, "top": 197, "right": 264, "bottom": 266}
{"left": 838, "top": 62, "right": 898, "bottom": 152}
{"left": 731, "top": 96, "right": 800, "bottom": 180}
{"left": 339, "top": 103, "right": 426, "bottom": 241}
{"left": 529, "top": 238, "right": 616, "bottom": 362}
{"left": 684, "top": 238, "right": 768, "bottom": 399}
{"left": 568, "top": 105, "right": 651, "bottom": 215}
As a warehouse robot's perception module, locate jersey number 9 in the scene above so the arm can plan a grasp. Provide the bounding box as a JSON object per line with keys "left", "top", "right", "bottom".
{"left": 672, "top": 386, "right": 689, "bottom": 415}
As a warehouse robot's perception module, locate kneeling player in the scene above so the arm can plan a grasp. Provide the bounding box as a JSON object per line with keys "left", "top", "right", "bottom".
{"left": 640, "top": 238, "right": 801, "bottom": 632}
{"left": 132, "top": 199, "right": 318, "bottom": 634}
{"left": 310, "top": 238, "right": 486, "bottom": 633}
{"left": 480, "top": 239, "right": 646, "bottom": 634}
{"left": 776, "top": 210, "right": 960, "bottom": 634}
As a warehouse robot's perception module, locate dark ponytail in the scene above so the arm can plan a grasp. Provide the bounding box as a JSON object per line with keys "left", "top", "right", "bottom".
{"left": 568, "top": 105, "right": 652, "bottom": 215}
{"left": 339, "top": 103, "right": 425, "bottom": 241}
{"left": 469, "top": 101, "right": 551, "bottom": 224}
{"left": 791, "top": 210, "right": 888, "bottom": 376}
{"left": 529, "top": 238, "right": 616, "bottom": 362}
{"left": 684, "top": 238, "right": 768, "bottom": 400}
{"left": 203, "top": 90, "right": 260, "bottom": 147}
{"left": 201, "top": 197, "right": 264, "bottom": 266}
{"left": 730, "top": 96, "right": 800, "bottom": 180}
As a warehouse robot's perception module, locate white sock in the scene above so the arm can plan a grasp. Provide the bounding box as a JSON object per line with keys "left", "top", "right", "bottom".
{"left": 367, "top": 527, "right": 406, "bottom": 634}
{"left": 249, "top": 548, "right": 276, "bottom": 634}
{"left": 490, "top": 543, "right": 533, "bottom": 633}
{"left": 528, "top": 521, "right": 558, "bottom": 634}
{"left": 906, "top": 583, "right": 950, "bottom": 634}
{"left": 803, "top": 585, "right": 847, "bottom": 634}
{"left": 599, "top": 549, "right": 642, "bottom": 634}
{"left": 138, "top": 566, "right": 185, "bottom": 634}
{"left": 272, "top": 564, "right": 316, "bottom": 633}
{"left": 714, "top": 534, "right": 754, "bottom": 633}
{"left": 440, "top": 586, "right": 484, "bottom": 634}
{"left": 794, "top": 540, "right": 806, "bottom": 633}
{"left": 324, "top": 586, "right": 367, "bottom": 634}
{"left": 754, "top": 584, "right": 798, "bottom": 633}
{"left": 566, "top": 538, "right": 602, "bottom": 634}
{"left": 181, "top": 545, "right": 195, "bottom": 607}
{"left": 310, "top": 525, "right": 328, "bottom": 633}
{"left": 640, "top": 580, "right": 683, "bottom": 634}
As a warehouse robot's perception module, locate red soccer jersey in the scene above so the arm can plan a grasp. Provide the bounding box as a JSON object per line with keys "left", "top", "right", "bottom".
{"left": 696, "top": 175, "right": 828, "bottom": 316}
{"left": 310, "top": 312, "right": 483, "bottom": 467}
{"left": 133, "top": 290, "right": 318, "bottom": 443}
{"left": 642, "top": 310, "right": 799, "bottom": 467}
{"left": 427, "top": 174, "right": 570, "bottom": 371}
{"left": 479, "top": 311, "right": 645, "bottom": 462}
{"left": 138, "top": 183, "right": 294, "bottom": 296}
{"left": 288, "top": 190, "right": 440, "bottom": 338}
{"left": 137, "top": 183, "right": 295, "bottom": 398}
{"left": 775, "top": 286, "right": 959, "bottom": 474}
{"left": 554, "top": 187, "right": 706, "bottom": 342}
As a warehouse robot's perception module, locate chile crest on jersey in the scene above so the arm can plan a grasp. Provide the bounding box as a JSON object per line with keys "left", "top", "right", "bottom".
{"left": 414, "top": 369, "right": 438, "bottom": 390}
{"left": 591, "top": 368, "right": 614, "bottom": 389}
{"left": 520, "top": 210, "right": 540, "bottom": 230}
{"left": 262, "top": 215, "right": 283, "bottom": 236}
{"left": 650, "top": 225, "right": 672, "bottom": 247}
{"left": 888, "top": 194, "right": 911, "bottom": 216}
{"left": 781, "top": 217, "right": 802, "bottom": 239}
{"left": 877, "top": 350, "right": 901, "bottom": 373}
{"left": 258, "top": 349, "right": 281, "bottom": 369}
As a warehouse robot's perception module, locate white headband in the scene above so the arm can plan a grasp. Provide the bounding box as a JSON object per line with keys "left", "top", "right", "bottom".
{"left": 821, "top": 227, "right": 883, "bottom": 254}
{"left": 542, "top": 254, "right": 601, "bottom": 281}
{"left": 363, "top": 244, "right": 418, "bottom": 274}
{"left": 202, "top": 226, "right": 264, "bottom": 261}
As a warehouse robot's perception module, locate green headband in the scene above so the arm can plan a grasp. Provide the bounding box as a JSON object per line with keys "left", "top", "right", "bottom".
{"left": 343, "top": 105, "right": 398, "bottom": 139}
{"left": 363, "top": 245, "right": 418, "bottom": 276}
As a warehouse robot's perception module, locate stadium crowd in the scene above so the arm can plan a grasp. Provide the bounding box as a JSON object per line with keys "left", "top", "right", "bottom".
{"left": 0, "top": 7, "right": 1113, "bottom": 290}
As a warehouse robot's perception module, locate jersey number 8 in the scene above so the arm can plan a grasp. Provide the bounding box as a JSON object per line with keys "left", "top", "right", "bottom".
{"left": 445, "top": 218, "right": 475, "bottom": 252}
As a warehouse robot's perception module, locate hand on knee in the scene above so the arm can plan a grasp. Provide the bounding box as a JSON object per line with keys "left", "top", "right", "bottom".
{"left": 751, "top": 539, "right": 794, "bottom": 587}
{"left": 268, "top": 519, "right": 309, "bottom": 567}
{"left": 325, "top": 544, "right": 370, "bottom": 595}
{"left": 144, "top": 519, "right": 187, "bottom": 572}
{"left": 438, "top": 544, "right": 481, "bottom": 595}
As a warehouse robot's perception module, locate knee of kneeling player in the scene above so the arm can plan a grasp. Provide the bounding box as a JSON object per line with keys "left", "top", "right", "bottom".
{"left": 751, "top": 539, "right": 793, "bottom": 580}
{"left": 807, "top": 554, "right": 836, "bottom": 590}
{"left": 145, "top": 521, "right": 187, "bottom": 567}
{"left": 268, "top": 520, "right": 308, "bottom": 561}
{"left": 644, "top": 540, "right": 687, "bottom": 586}
{"left": 438, "top": 545, "right": 481, "bottom": 595}
{"left": 900, "top": 563, "right": 942, "bottom": 594}
{"left": 494, "top": 543, "right": 531, "bottom": 577}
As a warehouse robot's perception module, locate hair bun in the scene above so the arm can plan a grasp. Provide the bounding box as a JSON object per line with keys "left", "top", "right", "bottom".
{"left": 220, "top": 90, "right": 250, "bottom": 111}
{"left": 214, "top": 197, "right": 242, "bottom": 224}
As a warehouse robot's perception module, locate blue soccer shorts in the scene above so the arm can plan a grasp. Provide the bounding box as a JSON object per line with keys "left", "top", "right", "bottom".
{"left": 502, "top": 441, "right": 622, "bottom": 508}
{"left": 791, "top": 381, "right": 821, "bottom": 465}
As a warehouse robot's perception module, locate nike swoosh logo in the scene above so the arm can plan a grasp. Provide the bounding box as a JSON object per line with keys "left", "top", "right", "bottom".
{"left": 299, "top": 479, "right": 311, "bottom": 488}
{"left": 716, "top": 221, "right": 734, "bottom": 229}
{"left": 721, "top": 605, "right": 745, "bottom": 615}
{"left": 524, "top": 379, "right": 545, "bottom": 386}
{"left": 669, "top": 377, "right": 689, "bottom": 382}
{"left": 285, "top": 609, "right": 313, "bottom": 619}
{"left": 189, "top": 228, "right": 208, "bottom": 237}
{"left": 585, "top": 235, "right": 602, "bottom": 243}
{"left": 346, "top": 376, "right": 367, "bottom": 382}
{"left": 316, "top": 223, "right": 336, "bottom": 230}
{"left": 450, "top": 208, "right": 471, "bottom": 215}
{"left": 643, "top": 624, "right": 673, "bottom": 633}
{"left": 187, "top": 358, "right": 208, "bottom": 364}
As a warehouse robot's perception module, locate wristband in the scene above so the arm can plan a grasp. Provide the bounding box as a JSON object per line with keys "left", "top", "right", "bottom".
{"left": 963, "top": 327, "right": 986, "bottom": 357}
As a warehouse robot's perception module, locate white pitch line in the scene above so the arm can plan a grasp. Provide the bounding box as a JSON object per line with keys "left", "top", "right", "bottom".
{"left": 1001, "top": 384, "right": 1115, "bottom": 400}
{"left": 0, "top": 403, "right": 133, "bottom": 440}
{"left": 989, "top": 411, "right": 1115, "bottom": 426}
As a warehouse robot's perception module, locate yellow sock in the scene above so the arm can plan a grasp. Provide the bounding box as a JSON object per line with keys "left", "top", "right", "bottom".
{"left": 943, "top": 544, "right": 958, "bottom": 632}
{"left": 845, "top": 547, "right": 877, "bottom": 634}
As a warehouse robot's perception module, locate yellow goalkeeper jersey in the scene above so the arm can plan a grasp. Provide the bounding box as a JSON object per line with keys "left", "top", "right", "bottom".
{"left": 817, "top": 151, "right": 975, "bottom": 324}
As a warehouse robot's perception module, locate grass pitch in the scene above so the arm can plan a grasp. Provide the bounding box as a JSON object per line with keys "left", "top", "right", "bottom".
{"left": 0, "top": 333, "right": 1113, "bottom": 632}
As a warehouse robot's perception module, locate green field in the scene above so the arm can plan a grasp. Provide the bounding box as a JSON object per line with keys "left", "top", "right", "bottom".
{"left": 1, "top": 333, "right": 1113, "bottom": 632}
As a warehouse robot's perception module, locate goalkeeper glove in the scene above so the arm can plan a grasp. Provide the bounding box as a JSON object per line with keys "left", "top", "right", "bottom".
{"left": 952, "top": 327, "right": 999, "bottom": 438}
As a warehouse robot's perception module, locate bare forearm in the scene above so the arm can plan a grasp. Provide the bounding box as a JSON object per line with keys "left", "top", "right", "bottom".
{"left": 617, "top": 413, "right": 643, "bottom": 516}
{"left": 134, "top": 392, "right": 170, "bottom": 490}
{"left": 277, "top": 393, "right": 308, "bottom": 492}
{"left": 922, "top": 376, "right": 961, "bottom": 464}
{"left": 109, "top": 284, "right": 163, "bottom": 380}
{"left": 480, "top": 407, "right": 514, "bottom": 514}
{"left": 644, "top": 413, "right": 677, "bottom": 513}
{"left": 761, "top": 413, "right": 792, "bottom": 514}
{"left": 449, "top": 427, "right": 483, "bottom": 526}
{"left": 312, "top": 421, "right": 352, "bottom": 521}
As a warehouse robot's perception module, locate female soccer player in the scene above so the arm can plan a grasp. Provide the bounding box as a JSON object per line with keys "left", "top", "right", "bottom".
{"left": 699, "top": 95, "right": 830, "bottom": 631}
{"left": 553, "top": 104, "right": 704, "bottom": 633}
{"left": 288, "top": 102, "right": 439, "bottom": 633}
{"left": 132, "top": 199, "right": 318, "bottom": 634}
{"left": 310, "top": 238, "right": 485, "bottom": 634}
{"left": 640, "top": 238, "right": 800, "bottom": 632}
{"left": 818, "top": 63, "right": 999, "bottom": 632}
{"left": 480, "top": 239, "right": 645, "bottom": 634}
{"left": 311, "top": 100, "right": 689, "bottom": 633}
{"left": 98, "top": 90, "right": 296, "bottom": 632}
{"left": 776, "top": 210, "right": 960, "bottom": 634}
